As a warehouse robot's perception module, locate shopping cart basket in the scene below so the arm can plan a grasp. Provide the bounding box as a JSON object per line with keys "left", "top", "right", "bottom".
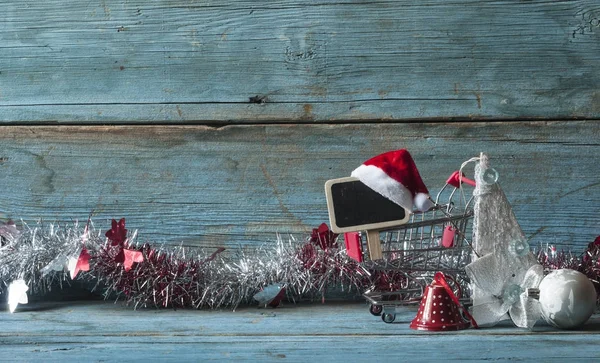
{"left": 353, "top": 171, "right": 477, "bottom": 323}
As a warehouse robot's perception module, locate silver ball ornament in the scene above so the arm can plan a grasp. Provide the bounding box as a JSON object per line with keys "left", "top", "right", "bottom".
{"left": 538, "top": 269, "right": 597, "bottom": 329}
{"left": 481, "top": 167, "right": 499, "bottom": 185}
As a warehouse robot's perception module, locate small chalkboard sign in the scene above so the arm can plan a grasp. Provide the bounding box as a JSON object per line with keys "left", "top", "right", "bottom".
{"left": 325, "top": 177, "right": 410, "bottom": 234}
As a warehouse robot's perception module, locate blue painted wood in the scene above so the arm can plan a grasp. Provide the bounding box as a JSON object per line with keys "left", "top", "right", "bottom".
{"left": 1, "top": 1, "right": 600, "bottom": 122}
{"left": 0, "top": 121, "right": 598, "bottom": 253}
{"left": 0, "top": 301, "right": 598, "bottom": 361}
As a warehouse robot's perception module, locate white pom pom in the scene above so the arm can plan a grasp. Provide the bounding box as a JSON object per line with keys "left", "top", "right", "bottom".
{"left": 414, "top": 193, "right": 434, "bottom": 212}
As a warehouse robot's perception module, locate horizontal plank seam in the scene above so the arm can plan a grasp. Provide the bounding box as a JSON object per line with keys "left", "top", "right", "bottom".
{"left": 0, "top": 331, "right": 591, "bottom": 338}
{"left": 1, "top": 118, "right": 598, "bottom": 128}
{"left": 0, "top": 99, "right": 483, "bottom": 106}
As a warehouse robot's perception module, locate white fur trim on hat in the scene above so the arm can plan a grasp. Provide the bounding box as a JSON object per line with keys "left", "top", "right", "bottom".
{"left": 414, "top": 192, "right": 434, "bottom": 212}
{"left": 351, "top": 164, "right": 413, "bottom": 211}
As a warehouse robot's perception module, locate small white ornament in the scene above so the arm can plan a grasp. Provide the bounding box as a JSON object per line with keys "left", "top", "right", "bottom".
{"left": 40, "top": 253, "right": 69, "bottom": 276}
{"left": 8, "top": 279, "right": 29, "bottom": 313}
{"left": 414, "top": 193, "right": 434, "bottom": 212}
{"left": 538, "top": 269, "right": 597, "bottom": 329}
{"left": 253, "top": 283, "right": 285, "bottom": 307}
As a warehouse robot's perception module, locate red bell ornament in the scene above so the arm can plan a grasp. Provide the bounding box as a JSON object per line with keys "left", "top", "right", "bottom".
{"left": 410, "top": 272, "right": 478, "bottom": 331}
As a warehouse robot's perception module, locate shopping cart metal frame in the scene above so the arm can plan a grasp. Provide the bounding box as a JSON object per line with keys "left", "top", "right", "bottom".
{"left": 357, "top": 171, "right": 476, "bottom": 323}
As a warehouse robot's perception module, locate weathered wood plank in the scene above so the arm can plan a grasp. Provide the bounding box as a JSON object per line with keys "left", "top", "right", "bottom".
{"left": 0, "top": 302, "right": 598, "bottom": 361}
{"left": 0, "top": 121, "right": 598, "bottom": 252}
{"left": 2, "top": 1, "right": 600, "bottom": 122}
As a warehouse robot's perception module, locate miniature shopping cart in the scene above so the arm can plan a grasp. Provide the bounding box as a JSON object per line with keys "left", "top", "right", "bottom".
{"left": 351, "top": 171, "right": 477, "bottom": 323}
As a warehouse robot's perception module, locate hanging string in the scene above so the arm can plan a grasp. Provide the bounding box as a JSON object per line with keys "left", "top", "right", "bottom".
{"left": 458, "top": 154, "right": 481, "bottom": 207}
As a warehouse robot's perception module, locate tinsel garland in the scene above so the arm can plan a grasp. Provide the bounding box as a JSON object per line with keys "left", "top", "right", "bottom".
{"left": 1, "top": 218, "right": 598, "bottom": 311}
{"left": 536, "top": 236, "right": 600, "bottom": 302}
{"left": 0, "top": 220, "right": 84, "bottom": 296}
{"left": 0, "top": 219, "right": 375, "bottom": 311}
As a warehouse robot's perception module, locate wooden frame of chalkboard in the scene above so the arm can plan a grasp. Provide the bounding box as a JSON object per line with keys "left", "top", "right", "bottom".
{"left": 325, "top": 177, "right": 410, "bottom": 234}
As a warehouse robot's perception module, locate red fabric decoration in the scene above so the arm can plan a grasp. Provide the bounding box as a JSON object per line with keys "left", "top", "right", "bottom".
{"left": 115, "top": 248, "right": 144, "bottom": 272}
{"left": 105, "top": 218, "right": 128, "bottom": 246}
{"left": 351, "top": 149, "right": 433, "bottom": 211}
{"left": 70, "top": 247, "right": 91, "bottom": 279}
{"left": 122, "top": 249, "right": 144, "bottom": 272}
{"left": 363, "top": 150, "right": 429, "bottom": 196}
{"left": 310, "top": 223, "right": 338, "bottom": 250}
{"left": 103, "top": 218, "right": 144, "bottom": 271}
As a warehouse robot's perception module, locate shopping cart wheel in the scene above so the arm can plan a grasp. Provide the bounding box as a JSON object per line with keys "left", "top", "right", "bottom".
{"left": 369, "top": 304, "right": 383, "bottom": 316}
{"left": 381, "top": 313, "right": 395, "bottom": 324}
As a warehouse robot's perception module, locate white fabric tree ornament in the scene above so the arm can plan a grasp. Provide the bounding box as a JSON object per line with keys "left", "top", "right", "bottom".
{"left": 8, "top": 279, "right": 29, "bottom": 313}
{"left": 465, "top": 154, "right": 543, "bottom": 329}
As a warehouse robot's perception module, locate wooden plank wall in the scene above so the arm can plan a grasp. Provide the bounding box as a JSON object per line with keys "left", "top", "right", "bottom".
{"left": 1, "top": 122, "right": 598, "bottom": 252}
{"left": 1, "top": 1, "right": 599, "bottom": 255}
{"left": 2, "top": 0, "right": 600, "bottom": 122}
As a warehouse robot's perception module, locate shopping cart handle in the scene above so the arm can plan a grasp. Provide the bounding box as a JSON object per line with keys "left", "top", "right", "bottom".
{"left": 446, "top": 171, "right": 476, "bottom": 188}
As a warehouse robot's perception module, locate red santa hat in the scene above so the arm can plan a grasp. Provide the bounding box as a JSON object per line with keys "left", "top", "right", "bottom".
{"left": 351, "top": 149, "right": 434, "bottom": 212}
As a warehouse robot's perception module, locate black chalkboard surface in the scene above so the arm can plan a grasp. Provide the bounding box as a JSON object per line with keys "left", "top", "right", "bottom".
{"left": 325, "top": 177, "right": 410, "bottom": 233}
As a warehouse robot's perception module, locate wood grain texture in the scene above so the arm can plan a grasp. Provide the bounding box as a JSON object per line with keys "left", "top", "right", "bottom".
{"left": 0, "top": 121, "right": 598, "bottom": 252}
{"left": 2, "top": 0, "right": 600, "bottom": 123}
{"left": 0, "top": 301, "right": 599, "bottom": 361}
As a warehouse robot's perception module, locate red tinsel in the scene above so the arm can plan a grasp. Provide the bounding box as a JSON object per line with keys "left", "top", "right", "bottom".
{"left": 297, "top": 223, "right": 368, "bottom": 296}
{"left": 89, "top": 219, "right": 375, "bottom": 309}
{"left": 537, "top": 235, "right": 600, "bottom": 302}
{"left": 581, "top": 236, "right": 600, "bottom": 297}
{"left": 103, "top": 218, "right": 144, "bottom": 272}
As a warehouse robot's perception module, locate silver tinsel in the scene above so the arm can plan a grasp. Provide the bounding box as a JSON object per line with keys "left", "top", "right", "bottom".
{"left": 89, "top": 233, "right": 370, "bottom": 310}
{"left": 1, "top": 219, "right": 371, "bottom": 310}
{"left": 0, "top": 220, "right": 97, "bottom": 296}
